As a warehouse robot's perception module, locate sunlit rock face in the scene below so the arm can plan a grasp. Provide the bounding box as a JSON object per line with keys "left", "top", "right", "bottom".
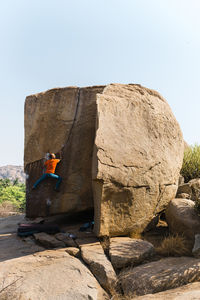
{"left": 25, "top": 84, "right": 184, "bottom": 237}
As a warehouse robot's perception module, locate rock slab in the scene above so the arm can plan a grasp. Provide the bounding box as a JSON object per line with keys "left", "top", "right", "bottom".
{"left": 109, "top": 237, "right": 155, "bottom": 269}
{"left": 81, "top": 242, "right": 117, "bottom": 293}
{"left": 120, "top": 257, "right": 200, "bottom": 296}
{"left": 0, "top": 250, "right": 108, "bottom": 300}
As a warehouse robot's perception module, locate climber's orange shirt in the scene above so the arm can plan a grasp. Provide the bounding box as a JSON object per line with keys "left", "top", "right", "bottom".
{"left": 44, "top": 159, "right": 60, "bottom": 174}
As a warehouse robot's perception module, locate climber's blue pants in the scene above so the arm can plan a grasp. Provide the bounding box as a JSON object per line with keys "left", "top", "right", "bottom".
{"left": 33, "top": 173, "right": 62, "bottom": 190}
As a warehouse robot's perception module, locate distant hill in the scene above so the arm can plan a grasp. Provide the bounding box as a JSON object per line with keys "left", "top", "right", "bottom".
{"left": 0, "top": 165, "right": 25, "bottom": 183}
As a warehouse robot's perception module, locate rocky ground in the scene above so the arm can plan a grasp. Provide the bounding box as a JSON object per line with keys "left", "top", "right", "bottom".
{"left": 1, "top": 198, "right": 200, "bottom": 300}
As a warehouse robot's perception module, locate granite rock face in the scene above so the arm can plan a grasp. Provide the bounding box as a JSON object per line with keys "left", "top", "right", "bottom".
{"left": 25, "top": 86, "right": 105, "bottom": 217}
{"left": 92, "top": 84, "right": 184, "bottom": 236}
{"left": 25, "top": 84, "right": 184, "bottom": 236}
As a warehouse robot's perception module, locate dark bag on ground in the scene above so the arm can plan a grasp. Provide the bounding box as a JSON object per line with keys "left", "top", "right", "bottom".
{"left": 17, "top": 222, "right": 60, "bottom": 237}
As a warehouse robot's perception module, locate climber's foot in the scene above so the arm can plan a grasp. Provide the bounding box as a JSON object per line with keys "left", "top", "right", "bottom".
{"left": 54, "top": 188, "right": 60, "bottom": 192}
{"left": 32, "top": 186, "right": 36, "bottom": 190}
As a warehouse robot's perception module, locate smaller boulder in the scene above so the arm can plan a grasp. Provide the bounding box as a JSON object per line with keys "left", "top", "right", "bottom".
{"left": 54, "top": 232, "right": 77, "bottom": 247}
{"left": 176, "top": 184, "right": 192, "bottom": 198}
{"left": 34, "top": 232, "right": 65, "bottom": 248}
{"left": 165, "top": 198, "right": 200, "bottom": 240}
{"left": 109, "top": 237, "right": 155, "bottom": 269}
{"left": 189, "top": 178, "right": 200, "bottom": 201}
{"left": 176, "top": 179, "right": 200, "bottom": 201}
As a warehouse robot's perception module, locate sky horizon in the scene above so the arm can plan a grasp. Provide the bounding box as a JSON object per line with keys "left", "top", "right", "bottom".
{"left": 1, "top": 0, "right": 200, "bottom": 166}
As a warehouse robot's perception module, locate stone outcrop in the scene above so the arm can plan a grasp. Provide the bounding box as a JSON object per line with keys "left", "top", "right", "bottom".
{"left": 25, "top": 84, "right": 184, "bottom": 236}
{"left": 120, "top": 257, "right": 200, "bottom": 296}
{"left": 165, "top": 198, "right": 200, "bottom": 240}
{"left": 0, "top": 249, "right": 108, "bottom": 300}
{"left": 109, "top": 237, "right": 155, "bottom": 269}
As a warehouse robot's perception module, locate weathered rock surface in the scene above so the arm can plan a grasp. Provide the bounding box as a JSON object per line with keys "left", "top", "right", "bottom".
{"left": 192, "top": 234, "right": 200, "bottom": 257}
{"left": 176, "top": 178, "right": 200, "bottom": 201}
{"left": 109, "top": 237, "right": 155, "bottom": 269}
{"left": 93, "top": 84, "right": 184, "bottom": 236}
{"left": 34, "top": 232, "right": 65, "bottom": 248}
{"left": 165, "top": 198, "right": 200, "bottom": 240}
{"left": 0, "top": 249, "right": 108, "bottom": 300}
{"left": 25, "top": 86, "right": 105, "bottom": 218}
{"left": 65, "top": 247, "right": 80, "bottom": 257}
{"left": 81, "top": 242, "right": 117, "bottom": 292}
{"left": 120, "top": 257, "right": 200, "bottom": 296}
{"left": 134, "top": 282, "right": 200, "bottom": 299}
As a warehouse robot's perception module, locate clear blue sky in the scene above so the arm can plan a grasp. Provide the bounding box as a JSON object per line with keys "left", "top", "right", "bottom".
{"left": 0, "top": 0, "right": 200, "bottom": 166}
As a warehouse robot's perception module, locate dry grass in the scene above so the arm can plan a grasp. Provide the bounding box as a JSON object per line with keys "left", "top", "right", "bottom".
{"left": 156, "top": 234, "right": 191, "bottom": 256}
{"left": 129, "top": 231, "right": 142, "bottom": 240}
{"left": 99, "top": 236, "right": 110, "bottom": 257}
{"left": 0, "top": 201, "right": 19, "bottom": 217}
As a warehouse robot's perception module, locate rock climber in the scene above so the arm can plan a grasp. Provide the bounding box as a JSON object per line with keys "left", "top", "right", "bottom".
{"left": 32, "top": 153, "right": 62, "bottom": 191}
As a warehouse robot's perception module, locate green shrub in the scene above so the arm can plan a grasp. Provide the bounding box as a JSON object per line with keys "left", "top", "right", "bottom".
{"left": 180, "top": 144, "right": 200, "bottom": 183}
{"left": 0, "top": 179, "right": 25, "bottom": 212}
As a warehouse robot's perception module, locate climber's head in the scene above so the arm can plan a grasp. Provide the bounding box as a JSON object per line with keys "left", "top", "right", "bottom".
{"left": 49, "top": 153, "right": 56, "bottom": 159}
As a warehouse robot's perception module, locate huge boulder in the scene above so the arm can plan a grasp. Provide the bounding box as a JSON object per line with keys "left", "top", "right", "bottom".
{"left": 25, "top": 86, "right": 105, "bottom": 217}
{"left": 25, "top": 84, "right": 184, "bottom": 236}
{"left": 92, "top": 84, "right": 184, "bottom": 236}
